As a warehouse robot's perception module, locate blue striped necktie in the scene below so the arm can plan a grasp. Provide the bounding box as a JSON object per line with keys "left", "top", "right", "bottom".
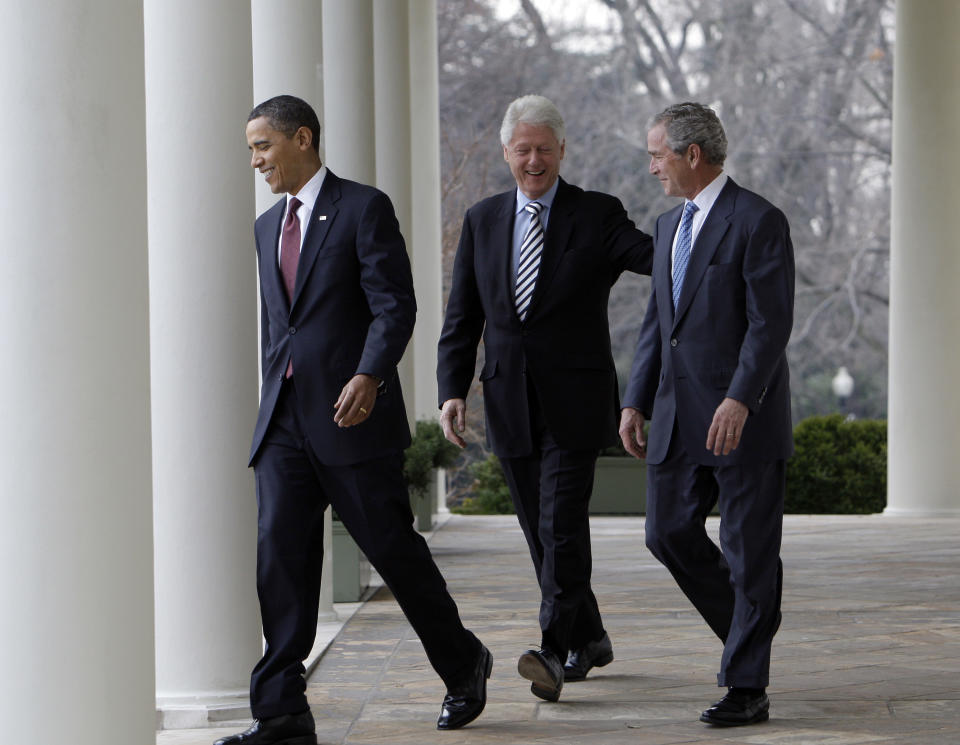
{"left": 671, "top": 201, "right": 699, "bottom": 311}
{"left": 515, "top": 201, "right": 544, "bottom": 321}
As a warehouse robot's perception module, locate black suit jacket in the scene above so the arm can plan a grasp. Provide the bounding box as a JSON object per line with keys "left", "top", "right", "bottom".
{"left": 437, "top": 178, "right": 652, "bottom": 457}
{"left": 623, "top": 178, "right": 795, "bottom": 465}
{"left": 249, "top": 169, "right": 415, "bottom": 466}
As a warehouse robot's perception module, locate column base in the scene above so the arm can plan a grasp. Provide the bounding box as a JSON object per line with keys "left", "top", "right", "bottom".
{"left": 156, "top": 693, "right": 251, "bottom": 730}
{"left": 158, "top": 613, "right": 372, "bottom": 729}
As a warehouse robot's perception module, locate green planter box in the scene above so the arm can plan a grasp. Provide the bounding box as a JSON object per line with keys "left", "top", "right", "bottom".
{"left": 332, "top": 519, "right": 370, "bottom": 602}
{"left": 590, "top": 457, "right": 647, "bottom": 515}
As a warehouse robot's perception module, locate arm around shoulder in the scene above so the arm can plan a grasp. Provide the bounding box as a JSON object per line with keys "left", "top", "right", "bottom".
{"left": 600, "top": 194, "right": 653, "bottom": 276}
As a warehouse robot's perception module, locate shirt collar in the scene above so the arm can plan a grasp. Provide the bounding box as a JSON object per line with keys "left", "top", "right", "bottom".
{"left": 515, "top": 178, "right": 560, "bottom": 214}
{"left": 686, "top": 172, "right": 728, "bottom": 213}
{"left": 288, "top": 165, "right": 327, "bottom": 211}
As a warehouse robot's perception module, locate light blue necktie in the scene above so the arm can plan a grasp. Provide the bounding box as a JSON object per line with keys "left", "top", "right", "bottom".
{"left": 515, "top": 201, "right": 544, "bottom": 321}
{"left": 671, "top": 201, "right": 699, "bottom": 311}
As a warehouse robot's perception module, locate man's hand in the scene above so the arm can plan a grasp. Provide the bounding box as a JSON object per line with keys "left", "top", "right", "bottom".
{"left": 706, "top": 397, "right": 749, "bottom": 455}
{"left": 333, "top": 374, "right": 379, "bottom": 428}
{"left": 439, "top": 398, "right": 468, "bottom": 449}
{"left": 619, "top": 407, "right": 647, "bottom": 459}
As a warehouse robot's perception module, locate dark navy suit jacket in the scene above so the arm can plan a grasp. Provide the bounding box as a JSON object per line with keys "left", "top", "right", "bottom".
{"left": 249, "top": 169, "right": 415, "bottom": 467}
{"left": 437, "top": 178, "right": 652, "bottom": 457}
{"left": 623, "top": 178, "right": 795, "bottom": 465}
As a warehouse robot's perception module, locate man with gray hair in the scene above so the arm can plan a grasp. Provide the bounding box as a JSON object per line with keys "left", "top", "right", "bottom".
{"left": 437, "top": 94, "right": 653, "bottom": 703}
{"left": 620, "top": 102, "right": 794, "bottom": 726}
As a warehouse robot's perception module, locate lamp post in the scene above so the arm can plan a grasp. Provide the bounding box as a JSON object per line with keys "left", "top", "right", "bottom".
{"left": 832, "top": 366, "right": 855, "bottom": 417}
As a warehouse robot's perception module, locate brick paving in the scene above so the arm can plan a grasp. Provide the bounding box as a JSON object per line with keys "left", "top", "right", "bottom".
{"left": 162, "top": 513, "right": 960, "bottom": 745}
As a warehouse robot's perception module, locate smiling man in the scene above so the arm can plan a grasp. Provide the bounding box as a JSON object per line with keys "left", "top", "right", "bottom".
{"left": 437, "top": 94, "right": 653, "bottom": 703}
{"left": 217, "top": 95, "right": 493, "bottom": 745}
{"left": 620, "top": 102, "right": 795, "bottom": 727}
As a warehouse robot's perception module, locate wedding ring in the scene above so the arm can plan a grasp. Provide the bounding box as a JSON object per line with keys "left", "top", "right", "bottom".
{"left": 360, "top": 407, "right": 368, "bottom": 415}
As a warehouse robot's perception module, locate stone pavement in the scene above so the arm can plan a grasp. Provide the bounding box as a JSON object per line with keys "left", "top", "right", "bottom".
{"left": 162, "top": 513, "right": 960, "bottom": 745}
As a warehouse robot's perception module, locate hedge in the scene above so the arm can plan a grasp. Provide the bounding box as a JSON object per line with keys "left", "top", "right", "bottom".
{"left": 785, "top": 414, "right": 886, "bottom": 514}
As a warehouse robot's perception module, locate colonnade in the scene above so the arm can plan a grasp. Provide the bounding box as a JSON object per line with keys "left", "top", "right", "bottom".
{"left": 0, "top": 1, "right": 443, "bottom": 741}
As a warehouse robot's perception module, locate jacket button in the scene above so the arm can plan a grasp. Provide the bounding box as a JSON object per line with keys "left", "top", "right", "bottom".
{"left": 289, "top": 327, "right": 296, "bottom": 335}
{"left": 670, "top": 338, "right": 678, "bottom": 347}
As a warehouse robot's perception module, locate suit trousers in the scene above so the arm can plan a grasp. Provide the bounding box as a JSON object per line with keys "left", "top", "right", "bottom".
{"left": 645, "top": 420, "right": 784, "bottom": 688}
{"left": 250, "top": 379, "right": 481, "bottom": 718}
{"left": 499, "top": 385, "right": 606, "bottom": 658}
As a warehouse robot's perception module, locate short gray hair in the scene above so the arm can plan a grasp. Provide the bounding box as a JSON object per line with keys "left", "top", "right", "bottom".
{"left": 651, "top": 102, "right": 727, "bottom": 167}
{"left": 500, "top": 95, "right": 565, "bottom": 146}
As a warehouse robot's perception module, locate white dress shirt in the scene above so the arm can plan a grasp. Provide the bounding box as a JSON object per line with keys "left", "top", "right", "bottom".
{"left": 277, "top": 165, "right": 328, "bottom": 267}
{"left": 670, "top": 172, "right": 729, "bottom": 266}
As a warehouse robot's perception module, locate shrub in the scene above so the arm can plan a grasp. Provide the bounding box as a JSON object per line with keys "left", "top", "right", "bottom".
{"left": 785, "top": 414, "right": 886, "bottom": 514}
{"left": 453, "top": 454, "right": 515, "bottom": 515}
{"left": 404, "top": 420, "right": 462, "bottom": 498}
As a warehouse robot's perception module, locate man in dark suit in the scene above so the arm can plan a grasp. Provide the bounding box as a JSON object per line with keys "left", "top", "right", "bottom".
{"left": 437, "top": 95, "right": 652, "bottom": 703}
{"left": 218, "top": 96, "right": 491, "bottom": 745}
{"left": 620, "top": 102, "right": 794, "bottom": 727}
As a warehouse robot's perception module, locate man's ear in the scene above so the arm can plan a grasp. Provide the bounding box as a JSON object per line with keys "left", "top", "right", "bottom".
{"left": 687, "top": 143, "right": 701, "bottom": 169}
{"left": 296, "top": 126, "right": 313, "bottom": 151}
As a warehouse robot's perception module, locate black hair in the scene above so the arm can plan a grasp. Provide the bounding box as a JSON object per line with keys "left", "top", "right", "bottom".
{"left": 248, "top": 95, "right": 321, "bottom": 154}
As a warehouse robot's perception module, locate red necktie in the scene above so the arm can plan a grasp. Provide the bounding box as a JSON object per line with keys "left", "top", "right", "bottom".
{"left": 280, "top": 197, "right": 301, "bottom": 377}
{"left": 280, "top": 197, "right": 302, "bottom": 302}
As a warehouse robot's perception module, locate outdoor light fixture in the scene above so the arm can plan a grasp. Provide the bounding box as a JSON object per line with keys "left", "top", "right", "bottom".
{"left": 831, "top": 366, "right": 854, "bottom": 412}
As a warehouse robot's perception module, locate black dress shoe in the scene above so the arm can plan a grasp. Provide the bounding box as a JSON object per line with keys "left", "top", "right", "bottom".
{"left": 517, "top": 647, "right": 564, "bottom": 702}
{"left": 699, "top": 688, "right": 770, "bottom": 726}
{"left": 213, "top": 709, "right": 317, "bottom": 745}
{"left": 563, "top": 632, "right": 614, "bottom": 682}
{"left": 437, "top": 644, "right": 493, "bottom": 730}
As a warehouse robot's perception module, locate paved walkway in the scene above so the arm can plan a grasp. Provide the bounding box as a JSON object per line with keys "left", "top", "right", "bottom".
{"left": 163, "top": 513, "right": 960, "bottom": 745}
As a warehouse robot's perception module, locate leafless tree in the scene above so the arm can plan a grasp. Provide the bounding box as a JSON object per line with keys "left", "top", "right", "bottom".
{"left": 438, "top": 0, "right": 893, "bottom": 496}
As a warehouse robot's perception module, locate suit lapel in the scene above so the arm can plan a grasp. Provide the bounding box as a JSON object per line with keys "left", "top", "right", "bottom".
{"left": 291, "top": 170, "right": 340, "bottom": 310}
{"left": 526, "top": 178, "right": 573, "bottom": 318}
{"left": 672, "top": 178, "right": 737, "bottom": 328}
{"left": 259, "top": 198, "right": 289, "bottom": 312}
{"left": 477, "top": 191, "right": 516, "bottom": 317}
{"left": 656, "top": 205, "right": 681, "bottom": 325}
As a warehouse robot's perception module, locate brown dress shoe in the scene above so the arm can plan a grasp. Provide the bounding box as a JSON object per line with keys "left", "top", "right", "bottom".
{"left": 517, "top": 647, "right": 564, "bottom": 702}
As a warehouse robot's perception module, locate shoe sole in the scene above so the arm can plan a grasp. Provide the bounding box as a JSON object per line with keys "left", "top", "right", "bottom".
{"left": 699, "top": 709, "right": 770, "bottom": 726}
{"left": 564, "top": 650, "right": 614, "bottom": 682}
{"left": 517, "top": 654, "right": 561, "bottom": 702}
{"left": 529, "top": 682, "right": 560, "bottom": 702}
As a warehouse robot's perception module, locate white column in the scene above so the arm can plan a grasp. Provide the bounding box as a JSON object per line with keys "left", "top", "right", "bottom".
{"left": 409, "top": 0, "right": 449, "bottom": 508}
{"left": 0, "top": 2, "right": 155, "bottom": 743}
{"left": 409, "top": 0, "right": 444, "bottom": 424}
{"left": 145, "top": 0, "right": 263, "bottom": 727}
{"left": 886, "top": 0, "right": 960, "bottom": 517}
{"left": 374, "top": 0, "right": 416, "bottom": 427}
{"left": 251, "top": 0, "right": 335, "bottom": 623}
{"left": 322, "top": 0, "right": 376, "bottom": 184}
{"left": 251, "top": 0, "right": 325, "bottom": 216}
